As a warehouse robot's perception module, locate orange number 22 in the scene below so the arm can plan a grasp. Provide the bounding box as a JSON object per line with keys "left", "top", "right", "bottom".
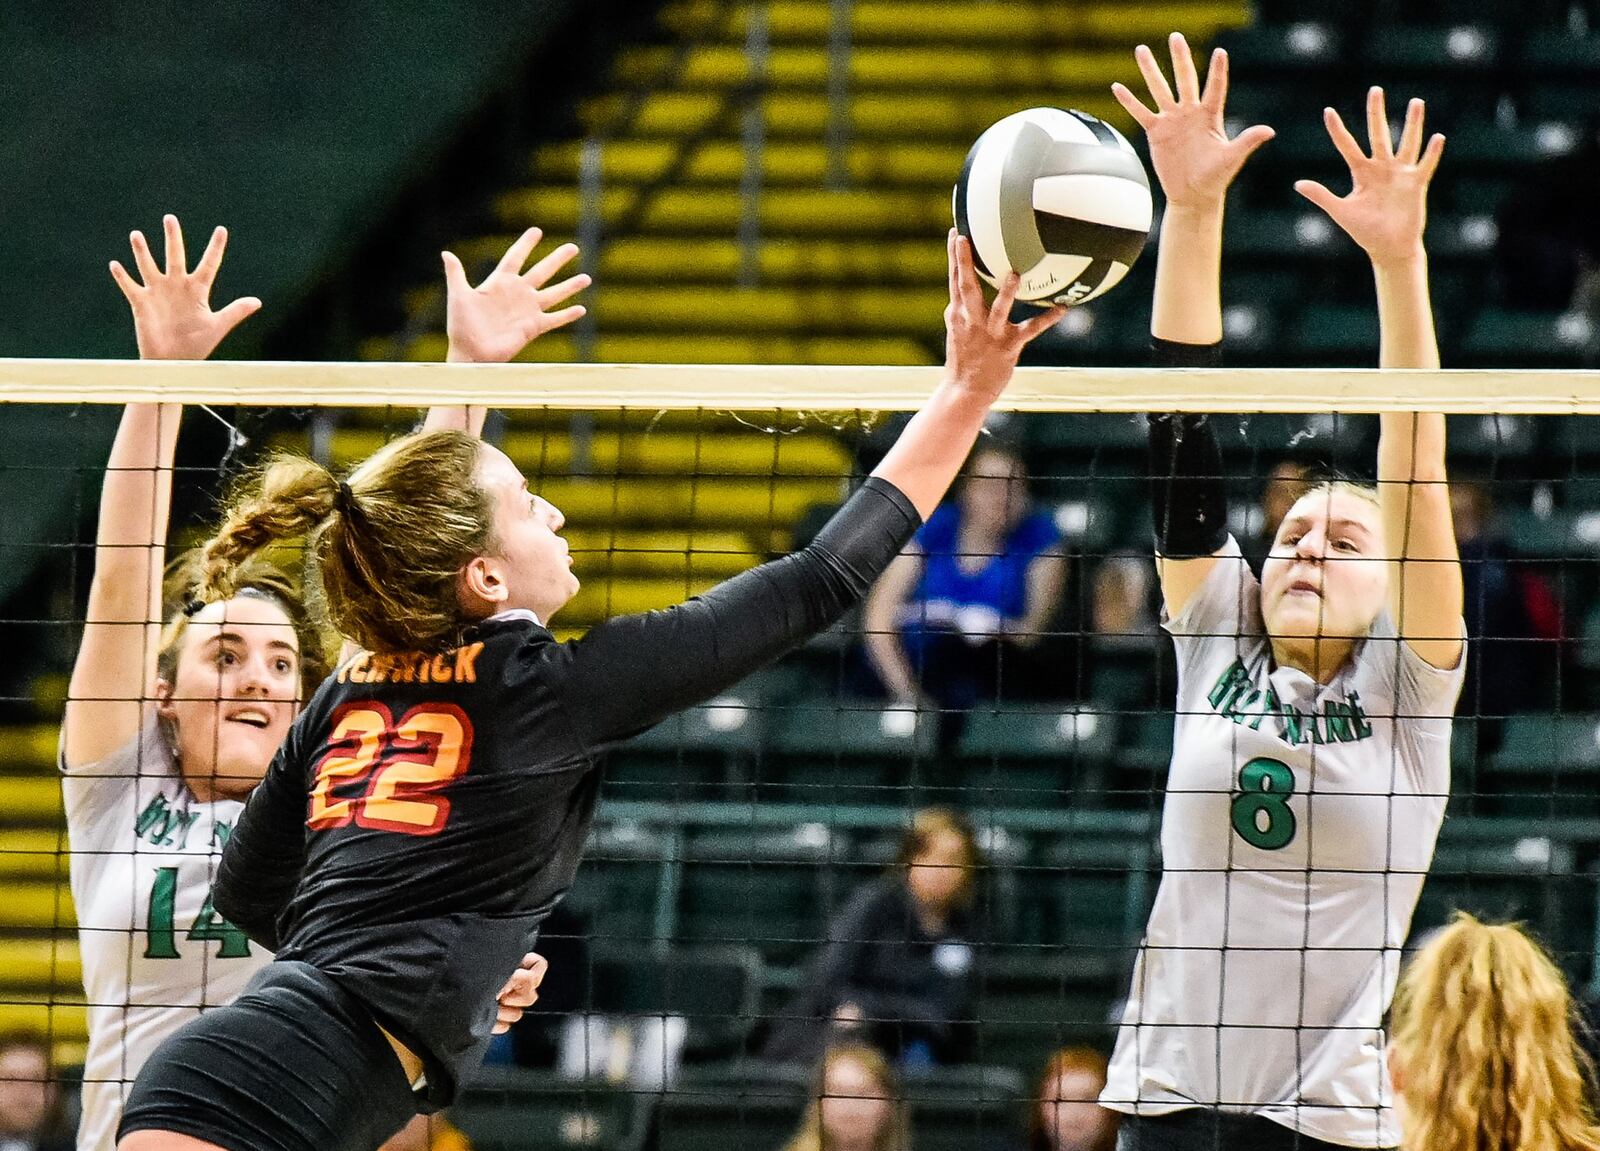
{"left": 308, "top": 702, "right": 473, "bottom": 836}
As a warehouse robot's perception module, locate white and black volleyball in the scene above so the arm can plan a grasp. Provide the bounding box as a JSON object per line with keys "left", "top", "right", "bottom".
{"left": 954, "top": 107, "right": 1153, "bottom": 306}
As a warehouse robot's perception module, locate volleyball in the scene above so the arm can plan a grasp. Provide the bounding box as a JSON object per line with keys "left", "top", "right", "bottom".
{"left": 954, "top": 106, "right": 1153, "bottom": 307}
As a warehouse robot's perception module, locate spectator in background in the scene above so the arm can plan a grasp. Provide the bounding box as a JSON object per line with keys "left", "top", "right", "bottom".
{"left": 1241, "top": 459, "right": 1314, "bottom": 572}
{"left": 1089, "top": 553, "right": 1157, "bottom": 646}
{"left": 780, "top": 1045, "right": 909, "bottom": 1151}
{"left": 764, "top": 809, "right": 981, "bottom": 1068}
{"left": 862, "top": 441, "right": 1067, "bottom": 712}
{"left": 0, "top": 1032, "right": 70, "bottom": 1151}
{"left": 1496, "top": 119, "right": 1600, "bottom": 313}
{"left": 1028, "top": 1049, "right": 1118, "bottom": 1151}
{"left": 1452, "top": 478, "right": 1560, "bottom": 717}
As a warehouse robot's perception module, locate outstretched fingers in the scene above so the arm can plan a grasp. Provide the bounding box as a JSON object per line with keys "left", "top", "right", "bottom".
{"left": 1418, "top": 132, "right": 1446, "bottom": 181}
{"left": 952, "top": 234, "right": 986, "bottom": 318}
{"left": 1133, "top": 43, "right": 1177, "bottom": 110}
{"left": 1294, "top": 179, "right": 1343, "bottom": 216}
{"left": 497, "top": 226, "right": 544, "bottom": 278}
{"left": 1017, "top": 304, "right": 1068, "bottom": 342}
{"left": 161, "top": 214, "right": 187, "bottom": 276}
{"left": 128, "top": 230, "right": 160, "bottom": 285}
{"left": 537, "top": 272, "right": 592, "bottom": 309}
{"left": 523, "top": 241, "right": 581, "bottom": 288}
{"left": 108, "top": 260, "right": 140, "bottom": 301}
{"left": 214, "top": 296, "right": 263, "bottom": 330}
{"left": 1111, "top": 82, "right": 1157, "bottom": 129}
{"left": 1396, "top": 97, "right": 1426, "bottom": 165}
{"left": 1366, "top": 86, "right": 1393, "bottom": 160}
{"left": 987, "top": 273, "right": 1021, "bottom": 335}
{"left": 441, "top": 250, "right": 472, "bottom": 296}
{"left": 1168, "top": 32, "right": 1201, "bottom": 104}
{"left": 539, "top": 304, "right": 587, "bottom": 333}
{"left": 192, "top": 226, "right": 229, "bottom": 287}
{"left": 1200, "top": 47, "right": 1229, "bottom": 115}
{"left": 1323, "top": 106, "right": 1368, "bottom": 170}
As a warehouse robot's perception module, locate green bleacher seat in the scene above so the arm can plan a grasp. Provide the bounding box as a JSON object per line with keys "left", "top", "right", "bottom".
{"left": 652, "top": 1062, "right": 810, "bottom": 1151}
{"left": 1227, "top": 211, "right": 1350, "bottom": 261}
{"left": 1500, "top": 508, "right": 1586, "bottom": 558}
{"left": 1521, "top": 30, "right": 1600, "bottom": 74}
{"left": 1288, "top": 304, "right": 1383, "bottom": 362}
{"left": 1086, "top": 637, "right": 1167, "bottom": 713}
{"left": 1493, "top": 714, "right": 1600, "bottom": 773}
{"left": 1462, "top": 309, "right": 1594, "bottom": 365}
{"left": 1445, "top": 120, "right": 1580, "bottom": 170}
{"left": 1446, "top": 414, "right": 1539, "bottom": 460}
{"left": 957, "top": 707, "right": 1119, "bottom": 805}
{"left": 676, "top": 827, "right": 843, "bottom": 965}
{"left": 1414, "top": 839, "right": 1585, "bottom": 961}
{"left": 904, "top": 1065, "right": 1027, "bottom": 1151}
{"left": 975, "top": 952, "right": 1127, "bottom": 1064}
{"left": 451, "top": 1068, "right": 648, "bottom": 1151}
{"left": 1363, "top": 24, "right": 1500, "bottom": 72}
{"left": 568, "top": 825, "right": 669, "bottom": 947}
{"left": 1219, "top": 23, "right": 1344, "bottom": 70}
{"left": 1015, "top": 828, "right": 1157, "bottom": 951}
{"left": 1525, "top": 85, "right": 1597, "bottom": 121}
{"left": 589, "top": 944, "right": 763, "bottom": 1055}
{"left": 772, "top": 701, "right": 939, "bottom": 760}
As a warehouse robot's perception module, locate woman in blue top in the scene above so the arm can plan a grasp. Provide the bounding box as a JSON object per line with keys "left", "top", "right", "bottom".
{"left": 863, "top": 440, "right": 1066, "bottom": 712}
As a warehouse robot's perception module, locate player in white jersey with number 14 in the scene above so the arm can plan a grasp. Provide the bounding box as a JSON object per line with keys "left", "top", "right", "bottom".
{"left": 1100, "top": 36, "right": 1466, "bottom": 1151}
{"left": 62, "top": 216, "right": 572, "bottom": 1151}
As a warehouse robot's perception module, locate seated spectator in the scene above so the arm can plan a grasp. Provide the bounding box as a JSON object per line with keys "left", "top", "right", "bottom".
{"left": 862, "top": 441, "right": 1067, "bottom": 710}
{"left": 1089, "top": 553, "right": 1157, "bottom": 646}
{"left": 1242, "top": 459, "right": 1313, "bottom": 572}
{"left": 781, "top": 1045, "right": 909, "bottom": 1151}
{"left": 1452, "top": 478, "right": 1561, "bottom": 717}
{"left": 764, "top": 809, "right": 981, "bottom": 1068}
{"left": 0, "top": 1031, "right": 70, "bottom": 1151}
{"left": 1027, "top": 1049, "right": 1118, "bottom": 1151}
{"left": 1496, "top": 119, "right": 1600, "bottom": 312}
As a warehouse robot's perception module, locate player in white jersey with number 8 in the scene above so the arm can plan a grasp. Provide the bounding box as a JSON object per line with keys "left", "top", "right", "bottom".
{"left": 1099, "top": 37, "right": 1466, "bottom": 1151}
{"left": 62, "top": 217, "right": 576, "bottom": 1151}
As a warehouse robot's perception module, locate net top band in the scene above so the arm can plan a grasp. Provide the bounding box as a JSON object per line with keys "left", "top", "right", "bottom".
{"left": 3, "top": 359, "right": 1599, "bottom": 413}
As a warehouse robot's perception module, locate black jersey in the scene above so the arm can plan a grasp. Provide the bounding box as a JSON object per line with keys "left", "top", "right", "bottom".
{"left": 212, "top": 477, "right": 920, "bottom": 1108}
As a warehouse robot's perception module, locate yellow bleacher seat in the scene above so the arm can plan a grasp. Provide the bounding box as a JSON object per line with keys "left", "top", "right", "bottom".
{"left": 2, "top": 777, "right": 64, "bottom": 824}
{"left": 659, "top": 0, "right": 1246, "bottom": 45}
{"left": 4, "top": 881, "right": 75, "bottom": 931}
{"left": 387, "top": 330, "right": 929, "bottom": 366}
{"left": 0, "top": 829, "right": 68, "bottom": 880}
{"left": 0, "top": 939, "right": 81, "bottom": 990}
{"left": 0, "top": 1001, "right": 88, "bottom": 1047}
{"left": 532, "top": 140, "right": 971, "bottom": 189}
{"left": 0, "top": 726, "right": 60, "bottom": 772}
{"left": 577, "top": 90, "right": 1128, "bottom": 139}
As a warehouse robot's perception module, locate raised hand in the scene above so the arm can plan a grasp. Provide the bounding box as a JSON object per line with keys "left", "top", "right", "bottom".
{"left": 1112, "top": 33, "right": 1274, "bottom": 211}
{"left": 944, "top": 230, "right": 1065, "bottom": 401}
{"left": 110, "top": 215, "right": 261, "bottom": 361}
{"left": 443, "top": 227, "right": 591, "bottom": 364}
{"left": 1295, "top": 88, "right": 1445, "bottom": 267}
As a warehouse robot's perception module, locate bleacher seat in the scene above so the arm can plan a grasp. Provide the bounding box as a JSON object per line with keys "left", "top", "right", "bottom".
{"left": 904, "top": 1064, "right": 1027, "bottom": 1151}
{"left": 589, "top": 944, "right": 764, "bottom": 1056}
{"left": 652, "top": 1061, "right": 810, "bottom": 1151}
{"left": 567, "top": 825, "right": 670, "bottom": 947}
{"left": 451, "top": 1068, "right": 648, "bottom": 1151}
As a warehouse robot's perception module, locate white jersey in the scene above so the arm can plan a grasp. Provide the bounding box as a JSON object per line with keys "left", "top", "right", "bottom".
{"left": 62, "top": 718, "right": 272, "bottom": 1151}
{"left": 1102, "top": 538, "right": 1465, "bottom": 1148}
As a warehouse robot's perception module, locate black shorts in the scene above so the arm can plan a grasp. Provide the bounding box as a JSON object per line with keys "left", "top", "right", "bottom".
{"left": 118, "top": 960, "right": 417, "bottom": 1151}
{"left": 1116, "top": 1110, "right": 1392, "bottom": 1151}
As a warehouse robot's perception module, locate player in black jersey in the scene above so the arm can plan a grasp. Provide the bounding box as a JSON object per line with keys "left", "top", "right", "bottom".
{"left": 116, "top": 230, "right": 1065, "bottom": 1151}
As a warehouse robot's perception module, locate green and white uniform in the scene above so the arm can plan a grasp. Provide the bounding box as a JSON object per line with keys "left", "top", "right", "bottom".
{"left": 63, "top": 718, "right": 270, "bottom": 1151}
{"left": 1101, "top": 537, "right": 1466, "bottom": 1148}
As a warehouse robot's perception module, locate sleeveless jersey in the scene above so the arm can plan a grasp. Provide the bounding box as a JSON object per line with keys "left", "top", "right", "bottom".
{"left": 1101, "top": 537, "right": 1466, "bottom": 1148}
{"left": 62, "top": 718, "right": 271, "bottom": 1151}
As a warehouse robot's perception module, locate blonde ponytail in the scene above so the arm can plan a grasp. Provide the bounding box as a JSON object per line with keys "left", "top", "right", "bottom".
{"left": 200, "top": 457, "right": 339, "bottom": 603}
{"left": 197, "top": 430, "right": 493, "bottom": 655}
{"left": 1391, "top": 913, "right": 1600, "bottom": 1151}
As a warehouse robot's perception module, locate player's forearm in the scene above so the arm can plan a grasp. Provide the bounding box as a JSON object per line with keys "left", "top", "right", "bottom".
{"left": 871, "top": 381, "right": 994, "bottom": 519}
{"left": 1151, "top": 202, "right": 1225, "bottom": 345}
{"left": 1374, "top": 252, "right": 1439, "bottom": 371}
{"left": 420, "top": 405, "right": 488, "bottom": 437}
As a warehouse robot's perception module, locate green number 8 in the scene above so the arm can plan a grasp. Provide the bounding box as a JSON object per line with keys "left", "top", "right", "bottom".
{"left": 1231, "top": 757, "right": 1297, "bottom": 850}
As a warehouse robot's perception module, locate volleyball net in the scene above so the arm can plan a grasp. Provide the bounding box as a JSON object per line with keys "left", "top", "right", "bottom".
{"left": 3, "top": 362, "right": 1598, "bottom": 1148}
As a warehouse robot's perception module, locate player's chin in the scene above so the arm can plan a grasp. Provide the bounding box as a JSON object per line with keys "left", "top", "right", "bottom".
{"left": 213, "top": 754, "right": 271, "bottom": 796}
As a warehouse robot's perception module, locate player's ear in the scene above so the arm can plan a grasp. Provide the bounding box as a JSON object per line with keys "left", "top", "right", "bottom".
{"left": 154, "top": 677, "right": 178, "bottom": 723}
{"left": 458, "top": 555, "right": 510, "bottom": 611}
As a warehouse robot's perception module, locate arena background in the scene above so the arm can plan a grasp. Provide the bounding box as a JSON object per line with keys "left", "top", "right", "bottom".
{"left": 1, "top": 1, "right": 1598, "bottom": 1148}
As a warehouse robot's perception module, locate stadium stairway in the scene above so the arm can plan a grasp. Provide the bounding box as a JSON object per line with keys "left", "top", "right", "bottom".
{"left": 353, "top": 0, "right": 1249, "bottom": 632}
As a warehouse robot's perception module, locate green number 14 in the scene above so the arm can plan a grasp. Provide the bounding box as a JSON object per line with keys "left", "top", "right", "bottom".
{"left": 144, "top": 867, "right": 253, "bottom": 960}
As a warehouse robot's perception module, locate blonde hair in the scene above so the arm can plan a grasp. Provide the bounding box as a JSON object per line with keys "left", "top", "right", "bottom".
{"left": 894, "top": 806, "right": 982, "bottom": 911}
{"left": 782, "top": 1045, "right": 909, "bottom": 1151}
{"left": 1390, "top": 913, "right": 1600, "bottom": 1151}
{"left": 198, "top": 430, "right": 494, "bottom": 654}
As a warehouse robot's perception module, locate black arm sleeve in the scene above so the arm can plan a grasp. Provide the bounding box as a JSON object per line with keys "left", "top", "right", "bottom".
{"left": 1148, "top": 337, "right": 1229, "bottom": 558}
{"left": 213, "top": 739, "right": 310, "bottom": 952}
{"left": 556, "top": 476, "right": 921, "bottom": 751}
